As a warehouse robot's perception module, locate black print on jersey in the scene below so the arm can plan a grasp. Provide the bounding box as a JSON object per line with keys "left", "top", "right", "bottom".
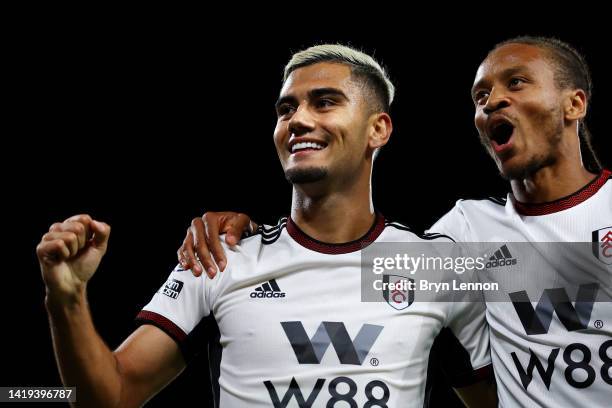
{"left": 162, "top": 279, "right": 184, "bottom": 299}
{"left": 509, "top": 283, "right": 598, "bottom": 335}
{"left": 250, "top": 279, "right": 286, "bottom": 298}
{"left": 486, "top": 244, "right": 518, "bottom": 268}
{"left": 281, "top": 321, "right": 383, "bottom": 365}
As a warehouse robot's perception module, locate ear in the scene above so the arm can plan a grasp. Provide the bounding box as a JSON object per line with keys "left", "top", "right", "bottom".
{"left": 368, "top": 112, "right": 393, "bottom": 150}
{"left": 564, "top": 89, "right": 587, "bottom": 122}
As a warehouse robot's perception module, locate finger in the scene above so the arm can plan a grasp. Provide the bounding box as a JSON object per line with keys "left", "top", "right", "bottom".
{"left": 42, "top": 231, "right": 68, "bottom": 242}
{"left": 203, "top": 213, "right": 227, "bottom": 271}
{"left": 179, "top": 232, "right": 200, "bottom": 276}
{"left": 191, "top": 218, "right": 216, "bottom": 278}
{"left": 65, "top": 214, "right": 93, "bottom": 226}
{"left": 177, "top": 232, "right": 194, "bottom": 269}
{"left": 49, "top": 222, "right": 62, "bottom": 233}
{"left": 224, "top": 213, "right": 252, "bottom": 246}
{"left": 37, "top": 239, "right": 71, "bottom": 264}
{"left": 185, "top": 221, "right": 203, "bottom": 276}
{"left": 59, "top": 221, "right": 90, "bottom": 251}
{"left": 90, "top": 220, "right": 111, "bottom": 251}
{"left": 42, "top": 231, "right": 79, "bottom": 257}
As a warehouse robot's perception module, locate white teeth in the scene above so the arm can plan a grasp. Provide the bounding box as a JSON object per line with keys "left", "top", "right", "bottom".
{"left": 291, "top": 142, "right": 325, "bottom": 153}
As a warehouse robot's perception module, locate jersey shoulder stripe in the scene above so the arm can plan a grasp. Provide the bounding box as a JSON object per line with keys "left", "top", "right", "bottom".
{"left": 384, "top": 219, "right": 456, "bottom": 242}
{"left": 244, "top": 217, "right": 288, "bottom": 245}
{"left": 486, "top": 196, "right": 507, "bottom": 206}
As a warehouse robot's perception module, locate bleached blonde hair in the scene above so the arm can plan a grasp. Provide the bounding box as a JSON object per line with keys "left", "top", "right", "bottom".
{"left": 284, "top": 44, "right": 395, "bottom": 113}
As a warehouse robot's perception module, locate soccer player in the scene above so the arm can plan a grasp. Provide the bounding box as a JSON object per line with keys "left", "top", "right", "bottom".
{"left": 37, "top": 45, "right": 494, "bottom": 407}
{"left": 182, "top": 37, "right": 611, "bottom": 407}
{"left": 430, "top": 36, "right": 611, "bottom": 407}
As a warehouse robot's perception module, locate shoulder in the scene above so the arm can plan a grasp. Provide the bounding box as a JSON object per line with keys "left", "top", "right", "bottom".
{"left": 382, "top": 218, "right": 456, "bottom": 242}
{"left": 219, "top": 217, "right": 289, "bottom": 262}
{"left": 441, "top": 197, "right": 508, "bottom": 220}
{"left": 455, "top": 196, "right": 507, "bottom": 210}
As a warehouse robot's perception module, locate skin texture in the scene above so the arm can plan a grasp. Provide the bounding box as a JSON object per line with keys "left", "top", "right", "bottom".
{"left": 38, "top": 215, "right": 185, "bottom": 407}
{"left": 179, "top": 62, "right": 392, "bottom": 277}
{"left": 471, "top": 43, "right": 595, "bottom": 202}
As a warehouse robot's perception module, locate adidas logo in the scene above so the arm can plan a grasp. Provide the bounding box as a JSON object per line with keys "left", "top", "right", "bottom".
{"left": 250, "top": 279, "right": 286, "bottom": 298}
{"left": 486, "top": 244, "right": 518, "bottom": 268}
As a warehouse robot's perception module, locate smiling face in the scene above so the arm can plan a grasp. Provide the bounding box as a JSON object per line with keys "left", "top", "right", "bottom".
{"left": 274, "top": 62, "right": 375, "bottom": 187}
{"left": 471, "top": 43, "right": 569, "bottom": 179}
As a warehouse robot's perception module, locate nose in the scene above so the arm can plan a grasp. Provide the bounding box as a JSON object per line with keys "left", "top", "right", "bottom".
{"left": 483, "top": 87, "right": 510, "bottom": 115}
{"left": 288, "top": 105, "right": 315, "bottom": 137}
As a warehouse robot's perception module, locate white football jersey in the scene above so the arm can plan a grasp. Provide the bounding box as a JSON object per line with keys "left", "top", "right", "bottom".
{"left": 429, "top": 169, "right": 612, "bottom": 407}
{"left": 138, "top": 214, "right": 491, "bottom": 407}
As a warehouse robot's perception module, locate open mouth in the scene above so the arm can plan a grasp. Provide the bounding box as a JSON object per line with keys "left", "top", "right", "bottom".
{"left": 487, "top": 119, "right": 515, "bottom": 151}
{"left": 289, "top": 141, "right": 328, "bottom": 154}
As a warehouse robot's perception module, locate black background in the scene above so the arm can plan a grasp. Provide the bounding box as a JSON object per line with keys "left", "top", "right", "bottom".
{"left": 4, "top": 10, "right": 612, "bottom": 407}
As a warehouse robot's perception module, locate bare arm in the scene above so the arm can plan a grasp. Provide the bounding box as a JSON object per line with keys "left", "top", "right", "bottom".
{"left": 39, "top": 214, "right": 185, "bottom": 408}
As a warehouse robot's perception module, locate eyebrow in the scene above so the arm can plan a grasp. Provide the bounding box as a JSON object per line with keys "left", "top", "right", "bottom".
{"left": 275, "top": 87, "right": 349, "bottom": 110}
{"left": 471, "top": 66, "right": 529, "bottom": 95}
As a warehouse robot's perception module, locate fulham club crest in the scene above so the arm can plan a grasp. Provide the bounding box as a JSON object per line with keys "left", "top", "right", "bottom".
{"left": 592, "top": 226, "right": 612, "bottom": 265}
{"left": 382, "top": 275, "right": 414, "bottom": 310}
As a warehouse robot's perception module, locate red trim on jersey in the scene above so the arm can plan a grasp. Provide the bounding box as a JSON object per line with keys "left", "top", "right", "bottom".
{"left": 286, "top": 213, "right": 386, "bottom": 254}
{"left": 512, "top": 169, "right": 611, "bottom": 216}
{"left": 136, "top": 310, "right": 187, "bottom": 342}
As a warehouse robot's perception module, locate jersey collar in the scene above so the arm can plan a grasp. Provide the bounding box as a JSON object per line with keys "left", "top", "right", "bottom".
{"left": 512, "top": 169, "right": 611, "bottom": 216}
{"left": 286, "top": 213, "right": 386, "bottom": 254}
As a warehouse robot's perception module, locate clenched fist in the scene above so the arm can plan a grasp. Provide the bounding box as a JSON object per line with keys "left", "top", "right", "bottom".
{"left": 36, "top": 214, "right": 111, "bottom": 302}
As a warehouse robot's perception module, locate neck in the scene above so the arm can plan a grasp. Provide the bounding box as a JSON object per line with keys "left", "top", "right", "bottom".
{"left": 510, "top": 132, "right": 597, "bottom": 203}
{"left": 290, "top": 169, "right": 375, "bottom": 243}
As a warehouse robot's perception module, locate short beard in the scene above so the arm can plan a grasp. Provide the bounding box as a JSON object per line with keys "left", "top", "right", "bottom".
{"left": 489, "top": 106, "right": 564, "bottom": 181}
{"left": 500, "top": 153, "right": 557, "bottom": 180}
{"left": 285, "top": 167, "right": 328, "bottom": 184}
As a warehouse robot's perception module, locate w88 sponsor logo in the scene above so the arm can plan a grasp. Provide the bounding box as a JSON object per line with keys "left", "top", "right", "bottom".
{"left": 264, "top": 376, "right": 390, "bottom": 408}
{"left": 509, "top": 283, "right": 611, "bottom": 389}
{"left": 267, "top": 321, "right": 390, "bottom": 406}
{"left": 511, "top": 340, "right": 612, "bottom": 389}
